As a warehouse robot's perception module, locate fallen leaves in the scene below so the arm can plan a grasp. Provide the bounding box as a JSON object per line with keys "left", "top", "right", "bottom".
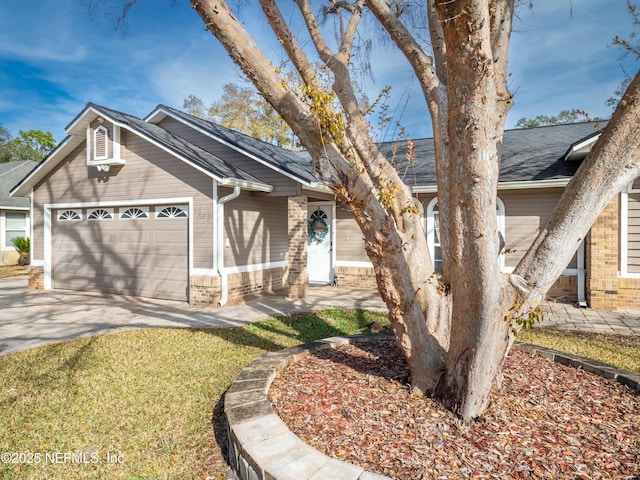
{"left": 268, "top": 338, "right": 640, "bottom": 479}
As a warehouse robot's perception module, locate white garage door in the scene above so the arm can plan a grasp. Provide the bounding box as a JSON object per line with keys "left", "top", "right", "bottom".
{"left": 52, "top": 205, "right": 189, "bottom": 301}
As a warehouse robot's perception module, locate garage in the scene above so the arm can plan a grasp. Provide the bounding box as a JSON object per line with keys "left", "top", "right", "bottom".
{"left": 52, "top": 204, "right": 189, "bottom": 301}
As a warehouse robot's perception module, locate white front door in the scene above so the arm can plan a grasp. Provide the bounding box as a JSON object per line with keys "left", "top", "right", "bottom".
{"left": 307, "top": 204, "right": 333, "bottom": 284}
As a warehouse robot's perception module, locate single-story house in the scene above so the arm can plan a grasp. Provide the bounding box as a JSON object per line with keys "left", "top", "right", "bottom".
{"left": 1, "top": 160, "right": 36, "bottom": 265}
{"left": 9, "top": 103, "right": 639, "bottom": 310}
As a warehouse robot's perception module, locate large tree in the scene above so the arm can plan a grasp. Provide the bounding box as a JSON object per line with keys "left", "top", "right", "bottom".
{"left": 0, "top": 127, "right": 55, "bottom": 163}
{"left": 105, "top": 0, "right": 640, "bottom": 420}
{"left": 187, "top": 0, "right": 640, "bottom": 420}
{"left": 183, "top": 84, "right": 296, "bottom": 148}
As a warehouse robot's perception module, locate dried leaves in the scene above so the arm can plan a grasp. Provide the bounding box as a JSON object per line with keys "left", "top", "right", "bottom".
{"left": 269, "top": 338, "right": 640, "bottom": 479}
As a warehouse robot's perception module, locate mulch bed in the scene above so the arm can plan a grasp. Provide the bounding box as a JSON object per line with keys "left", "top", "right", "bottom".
{"left": 268, "top": 337, "right": 640, "bottom": 479}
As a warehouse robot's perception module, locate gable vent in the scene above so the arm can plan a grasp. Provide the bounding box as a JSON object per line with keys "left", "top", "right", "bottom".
{"left": 94, "top": 126, "right": 108, "bottom": 160}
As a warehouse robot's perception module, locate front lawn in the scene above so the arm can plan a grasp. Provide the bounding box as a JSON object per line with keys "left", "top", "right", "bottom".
{"left": 0, "top": 309, "right": 636, "bottom": 479}
{"left": 0, "top": 309, "right": 388, "bottom": 480}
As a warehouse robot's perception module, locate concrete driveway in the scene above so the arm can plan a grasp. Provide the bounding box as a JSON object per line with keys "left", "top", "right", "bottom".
{"left": 0, "top": 277, "right": 386, "bottom": 357}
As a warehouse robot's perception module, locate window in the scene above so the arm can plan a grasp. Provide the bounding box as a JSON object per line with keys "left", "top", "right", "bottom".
{"left": 88, "top": 208, "right": 114, "bottom": 220}
{"left": 58, "top": 210, "right": 82, "bottom": 221}
{"left": 5, "top": 212, "right": 26, "bottom": 247}
{"left": 157, "top": 206, "right": 188, "bottom": 218}
{"left": 620, "top": 181, "right": 640, "bottom": 276}
{"left": 94, "top": 126, "right": 108, "bottom": 160}
{"left": 426, "top": 197, "right": 505, "bottom": 273}
{"left": 120, "top": 207, "right": 148, "bottom": 219}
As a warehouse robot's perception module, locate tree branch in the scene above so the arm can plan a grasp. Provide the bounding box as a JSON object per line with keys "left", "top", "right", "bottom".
{"left": 515, "top": 70, "right": 640, "bottom": 305}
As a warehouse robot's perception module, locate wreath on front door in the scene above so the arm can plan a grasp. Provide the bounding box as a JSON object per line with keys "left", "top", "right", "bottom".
{"left": 308, "top": 209, "right": 329, "bottom": 244}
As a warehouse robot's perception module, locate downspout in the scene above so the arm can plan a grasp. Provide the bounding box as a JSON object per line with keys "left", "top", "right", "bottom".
{"left": 216, "top": 186, "right": 241, "bottom": 307}
{"left": 577, "top": 239, "right": 587, "bottom": 307}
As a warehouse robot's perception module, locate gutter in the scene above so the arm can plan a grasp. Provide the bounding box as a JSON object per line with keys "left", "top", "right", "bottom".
{"left": 216, "top": 186, "right": 241, "bottom": 307}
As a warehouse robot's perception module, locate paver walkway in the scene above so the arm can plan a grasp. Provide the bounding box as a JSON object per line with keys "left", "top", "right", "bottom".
{"left": 1, "top": 276, "right": 638, "bottom": 357}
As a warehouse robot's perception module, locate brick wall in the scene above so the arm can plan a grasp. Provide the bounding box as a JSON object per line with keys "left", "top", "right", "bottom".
{"left": 287, "top": 196, "right": 308, "bottom": 299}
{"left": 586, "top": 195, "right": 640, "bottom": 309}
{"left": 28, "top": 265, "right": 44, "bottom": 289}
{"left": 334, "top": 265, "right": 377, "bottom": 289}
{"left": 586, "top": 197, "right": 620, "bottom": 309}
{"left": 546, "top": 275, "right": 578, "bottom": 304}
{"left": 189, "top": 267, "right": 288, "bottom": 305}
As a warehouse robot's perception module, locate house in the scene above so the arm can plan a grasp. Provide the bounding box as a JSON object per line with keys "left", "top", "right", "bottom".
{"left": 1, "top": 160, "right": 36, "bottom": 265}
{"left": 9, "top": 103, "right": 638, "bottom": 310}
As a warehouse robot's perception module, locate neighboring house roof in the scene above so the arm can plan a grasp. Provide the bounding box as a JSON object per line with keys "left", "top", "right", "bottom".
{"left": 145, "top": 105, "right": 319, "bottom": 187}
{"left": 11, "top": 103, "right": 272, "bottom": 197}
{"left": 0, "top": 160, "right": 38, "bottom": 209}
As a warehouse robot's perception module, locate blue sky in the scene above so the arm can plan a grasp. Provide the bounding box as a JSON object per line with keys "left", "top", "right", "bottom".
{"left": 0, "top": 0, "right": 637, "bottom": 144}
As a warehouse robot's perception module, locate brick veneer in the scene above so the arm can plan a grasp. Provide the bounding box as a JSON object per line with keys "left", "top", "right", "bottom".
{"left": 334, "top": 265, "right": 378, "bottom": 289}
{"left": 28, "top": 265, "right": 44, "bottom": 289}
{"left": 189, "top": 267, "right": 288, "bottom": 305}
{"left": 287, "top": 196, "right": 308, "bottom": 299}
{"left": 586, "top": 195, "right": 640, "bottom": 309}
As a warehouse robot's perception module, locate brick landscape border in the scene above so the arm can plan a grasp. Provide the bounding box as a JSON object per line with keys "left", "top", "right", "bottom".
{"left": 224, "top": 334, "right": 640, "bottom": 480}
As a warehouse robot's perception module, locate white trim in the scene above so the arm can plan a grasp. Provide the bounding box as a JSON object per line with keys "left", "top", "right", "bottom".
{"left": 223, "top": 260, "right": 289, "bottom": 275}
{"left": 621, "top": 190, "right": 629, "bottom": 277}
{"left": 335, "top": 260, "right": 373, "bottom": 268}
{"left": 0, "top": 206, "right": 29, "bottom": 211}
{"left": 502, "top": 266, "right": 578, "bottom": 276}
{"left": 43, "top": 197, "right": 194, "bottom": 291}
{"left": 413, "top": 178, "right": 570, "bottom": 194}
{"left": 577, "top": 240, "right": 586, "bottom": 306}
{"left": 563, "top": 133, "right": 601, "bottom": 161}
{"left": 30, "top": 259, "right": 44, "bottom": 267}
{"left": 46, "top": 197, "right": 192, "bottom": 209}
{"left": 192, "top": 268, "right": 218, "bottom": 276}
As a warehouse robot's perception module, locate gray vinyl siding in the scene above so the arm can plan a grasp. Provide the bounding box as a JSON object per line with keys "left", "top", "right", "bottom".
{"left": 223, "top": 192, "right": 288, "bottom": 268}
{"left": 627, "top": 193, "right": 640, "bottom": 273}
{"left": 415, "top": 190, "right": 577, "bottom": 271}
{"left": 158, "top": 117, "right": 301, "bottom": 196}
{"left": 335, "top": 205, "right": 369, "bottom": 263}
{"left": 32, "top": 130, "right": 214, "bottom": 269}
{"left": 500, "top": 188, "right": 577, "bottom": 269}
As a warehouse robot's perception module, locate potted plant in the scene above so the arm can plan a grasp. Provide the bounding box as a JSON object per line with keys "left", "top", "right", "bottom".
{"left": 10, "top": 236, "right": 30, "bottom": 266}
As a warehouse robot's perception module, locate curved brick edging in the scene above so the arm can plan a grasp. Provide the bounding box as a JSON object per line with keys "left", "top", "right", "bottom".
{"left": 224, "top": 334, "right": 640, "bottom": 480}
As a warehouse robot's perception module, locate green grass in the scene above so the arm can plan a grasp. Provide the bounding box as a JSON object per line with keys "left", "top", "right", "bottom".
{"left": 0, "top": 308, "right": 388, "bottom": 480}
{"left": 519, "top": 327, "right": 640, "bottom": 373}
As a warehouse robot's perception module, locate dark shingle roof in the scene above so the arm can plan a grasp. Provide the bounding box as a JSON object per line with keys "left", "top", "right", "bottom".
{"left": 154, "top": 105, "right": 317, "bottom": 185}
{"left": 379, "top": 121, "right": 604, "bottom": 188}
{"left": 0, "top": 161, "right": 38, "bottom": 208}
{"left": 87, "top": 103, "right": 270, "bottom": 189}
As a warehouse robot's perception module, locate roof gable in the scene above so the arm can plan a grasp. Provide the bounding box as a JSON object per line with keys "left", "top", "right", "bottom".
{"left": 12, "top": 103, "right": 272, "bottom": 197}
{"left": 146, "top": 105, "right": 319, "bottom": 187}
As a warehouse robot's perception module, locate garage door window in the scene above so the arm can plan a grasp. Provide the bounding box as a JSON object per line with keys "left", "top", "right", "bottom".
{"left": 120, "top": 207, "right": 149, "bottom": 219}
{"left": 58, "top": 210, "right": 82, "bottom": 221}
{"left": 157, "top": 206, "right": 188, "bottom": 219}
{"left": 88, "top": 208, "right": 114, "bottom": 220}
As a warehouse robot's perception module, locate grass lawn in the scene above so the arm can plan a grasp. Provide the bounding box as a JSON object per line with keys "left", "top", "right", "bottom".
{"left": 0, "top": 309, "right": 637, "bottom": 479}
{"left": 519, "top": 326, "right": 640, "bottom": 373}
{"left": 0, "top": 265, "right": 28, "bottom": 279}
{"left": 0, "top": 308, "right": 388, "bottom": 480}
